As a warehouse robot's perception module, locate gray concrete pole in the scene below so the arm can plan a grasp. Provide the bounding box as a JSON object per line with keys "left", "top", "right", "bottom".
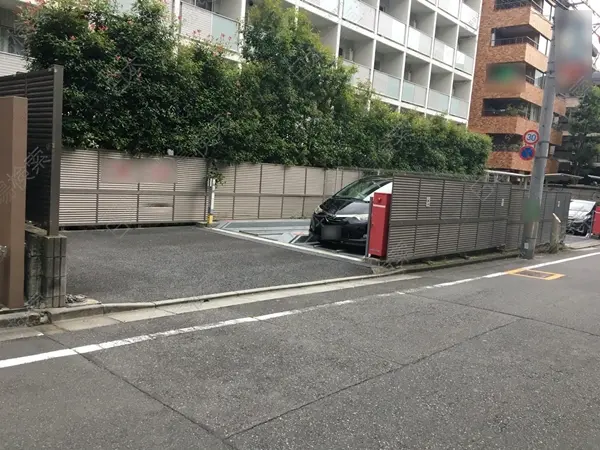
{"left": 522, "top": 21, "right": 557, "bottom": 259}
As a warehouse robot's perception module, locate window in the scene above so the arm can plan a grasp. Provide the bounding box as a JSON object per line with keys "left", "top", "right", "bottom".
{"left": 0, "top": 26, "right": 24, "bottom": 55}
{"left": 542, "top": 0, "right": 553, "bottom": 20}
{"left": 538, "top": 35, "right": 549, "bottom": 55}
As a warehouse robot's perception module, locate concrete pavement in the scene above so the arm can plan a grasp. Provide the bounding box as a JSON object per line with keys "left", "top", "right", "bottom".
{"left": 65, "top": 226, "right": 371, "bottom": 303}
{"left": 2, "top": 250, "right": 600, "bottom": 449}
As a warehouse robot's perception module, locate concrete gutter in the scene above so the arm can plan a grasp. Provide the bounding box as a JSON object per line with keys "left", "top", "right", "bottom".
{"left": 0, "top": 250, "right": 523, "bottom": 328}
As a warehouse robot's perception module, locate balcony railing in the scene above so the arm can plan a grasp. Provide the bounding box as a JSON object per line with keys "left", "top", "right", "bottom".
{"left": 343, "top": 0, "right": 376, "bottom": 31}
{"left": 407, "top": 27, "right": 432, "bottom": 56}
{"left": 180, "top": 3, "right": 240, "bottom": 52}
{"left": 433, "top": 39, "right": 454, "bottom": 66}
{"left": 401, "top": 80, "right": 427, "bottom": 107}
{"left": 377, "top": 12, "right": 406, "bottom": 45}
{"left": 372, "top": 70, "right": 401, "bottom": 99}
{"left": 491, "top": 36, "right": 539, "bottom": 50}
{"left": 343, "top": 60, "right": 372, "bottom": 86}
{"left": 460, "top": 3, "right": 479, "bottom": 28}
{"left": 304, "top": 0, "right": 340, "bottom": 14}
{"left": 428, "top": 89, "right": 450, "bottom": 113}
{"left": 450, "top": 97, "right": 469, "bottom": 118}
{"left": 525, "top": 74, "right": 545, "bottom": 88}
{"left": 440, "top": 0, "right": 460, "bottom": 17}
{"left": 455, "top": 51, "right": 474, "bottom": 74}
{"left": 482, "top": 108, "right": 538, "bottom": 121}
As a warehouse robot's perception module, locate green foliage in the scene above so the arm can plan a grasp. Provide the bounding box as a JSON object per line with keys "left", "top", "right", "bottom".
{"left": 566, "top": 86, "right": 600, "bottom": 176}
{"left": 19, "top": 0, "right": 491, "bottom": 174}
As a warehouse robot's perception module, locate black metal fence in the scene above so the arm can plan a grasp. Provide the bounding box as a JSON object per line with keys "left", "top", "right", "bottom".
{"left": 0, "top": 66, "right": 64, "bottom": 235}
{"left": 385, "top": 174, "right": 571, "bottom": 263}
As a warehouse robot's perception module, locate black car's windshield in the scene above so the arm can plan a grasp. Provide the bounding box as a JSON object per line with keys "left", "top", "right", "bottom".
{"left": 333, "top": 178, "right": 390, "bottom": 200}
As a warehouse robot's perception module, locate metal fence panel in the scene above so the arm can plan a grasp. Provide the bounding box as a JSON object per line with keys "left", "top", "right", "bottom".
{"left": 388, "top": 175, "right": 514, "bottom": 263}
{"left": 0, "top": 66, "right": 63, "bottom": 235}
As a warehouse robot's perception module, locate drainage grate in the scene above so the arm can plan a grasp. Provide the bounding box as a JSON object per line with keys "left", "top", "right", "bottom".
{"left": 516, "top": 270, "right": 551, "bottom": 279}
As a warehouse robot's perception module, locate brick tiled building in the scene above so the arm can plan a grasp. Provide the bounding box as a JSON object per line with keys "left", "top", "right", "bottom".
{"left": 468, "top": 0, "right": 566, "bottom": 174}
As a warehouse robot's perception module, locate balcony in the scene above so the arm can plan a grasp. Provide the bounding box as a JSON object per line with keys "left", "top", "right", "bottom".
{"left": 304, "top": 0, "right": 339, "bottom": 15}
{"left": 377, "top": 12, "right": 405, "bottom": 45}
{"left": 427, "top": 89, "right": 450, "bottom": 113}
{"left": 180, "top": 3, "right": 240, "bottom": 52}
{"left": 343, "top": 60, "right": 372, "bottom": 86}
{"left": 433, "top": 39, "right": 454, "bottom": 66}
{"left": 407, "top": 28, "right": 432, "bottom": 56}
{"left": 490, "top": 37, "right": 548, "bottom": 72}
{"left": 455, "top": 51, "right": 474, "bottom": 74}
{"left": 440, "top": 0, "right": 460, "bottom": 17}
{"left": 493, "top": 1, "right": 552, "bottom": 38}
{"left": 343, "top": 0, "right": 376, "bottom": 31}
{"left": 401, "top": 80, "right": 427, "bottom": 107}
{"left": 480, "top": 113, "right": 562, "bottom": 144}
{"left": 460, "top": 3, "right": 479, "bottom": 29}
{"left": 450, "top": 97, "right": 469, "bottom": 118}
{"left": 372, "top": 70, "right": 401, "bottom": 99}
{"left": 484, "top": 79, "right": 567, "bottom": 116}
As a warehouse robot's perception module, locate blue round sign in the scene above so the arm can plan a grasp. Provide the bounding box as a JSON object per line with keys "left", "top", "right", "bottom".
{"left": 519, "top": 145, "right": 535, "bottom": 161}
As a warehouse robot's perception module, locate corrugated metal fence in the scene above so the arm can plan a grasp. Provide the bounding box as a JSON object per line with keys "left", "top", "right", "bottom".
{"left": 59, "top": 149, "right": 365, "bottom": 226}
{"left": 386, "top": 175, "right": 571, "bottom": 263}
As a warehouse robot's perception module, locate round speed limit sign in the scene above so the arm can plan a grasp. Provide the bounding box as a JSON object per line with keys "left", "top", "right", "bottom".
{"left": 523, "top": 130, "right": 539, "bottom": 145}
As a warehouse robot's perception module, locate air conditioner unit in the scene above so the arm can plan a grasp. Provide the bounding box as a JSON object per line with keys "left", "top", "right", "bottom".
{"left": 410, "top": 19, "right": 417, "bottom": 28}
{"left": 406, "top": 71, "right": 412, "bottom": 81}
{"left": 348, "top": 48, "right": 354, "bottom": 61}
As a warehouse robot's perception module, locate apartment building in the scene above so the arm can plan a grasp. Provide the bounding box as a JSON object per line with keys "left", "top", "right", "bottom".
{"left": 0, "top": 0, "right": 483, "bottom": 123}
{"left": 0, "top": 5, "right": 26, "bottom": 77}
{"left": 468, "top": 0, "right": 567, "bottom": 174}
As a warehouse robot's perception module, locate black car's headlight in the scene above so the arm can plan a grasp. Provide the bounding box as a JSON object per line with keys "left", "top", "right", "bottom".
{"left": 314, "top": 206, "right": 323, "bottom": 214}
{"left": 337, "top": 214, "right": 369, "bottom": 222}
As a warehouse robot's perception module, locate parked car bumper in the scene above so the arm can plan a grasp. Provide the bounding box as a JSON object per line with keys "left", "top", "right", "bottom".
{"left": 310, "top": 214, "right": 368, "bottom": 244}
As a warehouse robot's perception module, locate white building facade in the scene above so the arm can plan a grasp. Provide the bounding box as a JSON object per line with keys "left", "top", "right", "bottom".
{"left": 0, "top": 0, "right": 482, "bottom": 123}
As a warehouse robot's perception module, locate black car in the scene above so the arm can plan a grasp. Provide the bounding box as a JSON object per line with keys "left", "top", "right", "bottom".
{"left": 309, "top": 176, "right": 392, "bottom": 245}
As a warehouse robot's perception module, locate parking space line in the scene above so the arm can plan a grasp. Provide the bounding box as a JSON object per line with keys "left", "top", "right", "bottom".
{"left": 210, "top": 228, "right": 366, "bottom": 262}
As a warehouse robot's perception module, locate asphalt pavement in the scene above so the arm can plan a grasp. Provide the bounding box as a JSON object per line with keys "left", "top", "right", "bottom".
{"left": 64, "top": 226, "right": 371, "bottom": 303}
{"left": 2, "top": 249, "right": 600, "bottom": 449}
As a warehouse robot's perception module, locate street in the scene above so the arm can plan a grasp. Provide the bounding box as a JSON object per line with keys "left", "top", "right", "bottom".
{"left": 2, "top": 249, "right": 600, "bottom": 449}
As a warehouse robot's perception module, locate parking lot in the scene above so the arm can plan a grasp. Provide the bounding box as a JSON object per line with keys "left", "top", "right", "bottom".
{"left": 65, "top": 226, "right": 373, "bottom": 304}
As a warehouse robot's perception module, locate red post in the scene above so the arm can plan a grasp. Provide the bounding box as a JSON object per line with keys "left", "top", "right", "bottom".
{"left": 368, "top": 193, "right": 392, "bottom": 258}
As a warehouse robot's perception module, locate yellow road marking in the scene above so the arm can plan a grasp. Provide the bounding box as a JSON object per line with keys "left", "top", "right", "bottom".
{"left": 505, "top": 268, "right": 565, "bottom": 280}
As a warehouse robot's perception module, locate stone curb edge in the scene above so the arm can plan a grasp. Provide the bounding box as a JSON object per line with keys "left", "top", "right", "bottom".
{"left": 0, "top": 250, "right": 521, "bottom": 328}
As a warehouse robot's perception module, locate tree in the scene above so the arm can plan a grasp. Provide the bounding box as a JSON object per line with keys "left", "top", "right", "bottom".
{"left": 18, "top": 0, "right": 491, "bottom": 174}
{"left": 19, "top": 0, "right": 236, "bottom": 156}
{"left": 565, "top": 86, "right": 600, "bottom": 176}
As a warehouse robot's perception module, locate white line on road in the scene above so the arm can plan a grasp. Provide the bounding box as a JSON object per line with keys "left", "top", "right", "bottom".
{"left": 2, "top": 251, "right": 600, "bottom": 370}
{"left": 210, "top": 228, "right": 366, "bottom": 262}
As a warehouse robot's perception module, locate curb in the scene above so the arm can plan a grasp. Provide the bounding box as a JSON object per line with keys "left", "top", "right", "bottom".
{"left": 0, "top": 250, "right": 522, "bottom": 328}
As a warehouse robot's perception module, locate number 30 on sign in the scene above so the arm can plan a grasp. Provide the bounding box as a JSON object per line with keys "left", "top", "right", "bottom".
{"left": 523, "top": 130, "right": 539, "bottom": 145}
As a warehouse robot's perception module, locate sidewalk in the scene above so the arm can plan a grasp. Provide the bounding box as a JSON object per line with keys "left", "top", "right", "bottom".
{"left": 564, "top": 234, "right": 600, "bottom": 250}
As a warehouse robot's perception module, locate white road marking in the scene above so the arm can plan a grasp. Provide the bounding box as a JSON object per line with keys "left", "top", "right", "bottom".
{"left": 2, "top": 251, "right": 599, "bottom": 370}
{"left": 210, "top": 228, "right": 365, "bottom": 262}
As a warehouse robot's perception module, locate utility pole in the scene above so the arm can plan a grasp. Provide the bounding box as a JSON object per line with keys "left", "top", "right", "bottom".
{"left": 521, "top": 21, "right": 557, "bottom": 260}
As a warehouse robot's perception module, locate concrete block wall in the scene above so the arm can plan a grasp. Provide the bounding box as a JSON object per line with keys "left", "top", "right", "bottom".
{"left": 25, "top": 224, "right": 67, "bottom": 308}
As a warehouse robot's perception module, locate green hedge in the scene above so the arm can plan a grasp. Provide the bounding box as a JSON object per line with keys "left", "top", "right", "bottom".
{"left": 20, "top": 0, "right": 491, "bottom": 174}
